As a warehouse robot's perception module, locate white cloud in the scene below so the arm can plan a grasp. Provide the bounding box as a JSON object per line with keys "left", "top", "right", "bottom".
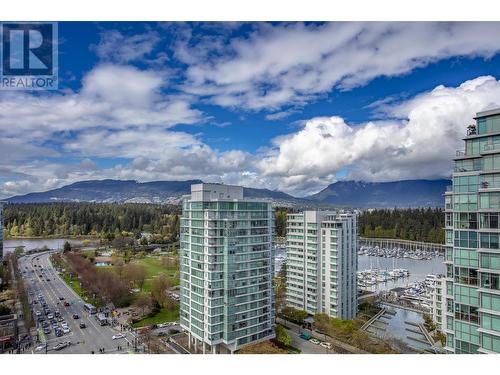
{"left": 179, "top": 22, "right": 500, "bottom": 111}
{"left": 0, "top": 64, "right": 203, "bottom": 141}
{"left": 258, "top": 76, "right": 500, "bottom": 195}
{"left": 91, "top": 30, "right": 161, "bottom": 64}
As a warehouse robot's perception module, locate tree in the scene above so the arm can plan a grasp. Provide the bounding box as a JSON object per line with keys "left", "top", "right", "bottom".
{"left": 275, "top": 325, "right": 291, "bottom": 347}
{"left": 14, "top": 246, "right": 24, "bottom": 257}
{"left": 135, "top": 294, "right": 153, "bottom": 316}
{"left": 151, "top": 273, "right": 171, "bottom": 306}
{"left": 63, "top": 241, "right": 72, "bottom": 253}
{"left": 281, "top": 306, "right": 308, "bottom": 324}
{"left": 113, "top": 258, "right": 125, "bottom": 280}
{"left": 124, "top": 263, "right": 147, "bottom": 290}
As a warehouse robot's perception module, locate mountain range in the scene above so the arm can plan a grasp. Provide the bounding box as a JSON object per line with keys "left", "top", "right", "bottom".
{"left": 4, "top": 178, "right": 450, "bottom": 208}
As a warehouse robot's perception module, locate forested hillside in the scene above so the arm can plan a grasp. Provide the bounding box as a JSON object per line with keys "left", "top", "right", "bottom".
{"left": 4, "top": 204, "right": 445, "bottom": 244}
{"left": 358, "top": 208, "right": 444, "bottom": 244}
{"left": 3, "top": 203, "right": 181, "bottom": 241}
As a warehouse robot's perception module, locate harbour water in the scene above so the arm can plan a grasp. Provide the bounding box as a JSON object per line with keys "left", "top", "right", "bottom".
{"left": 358, "top": 254, "right": 446, "bottom": 291}
{"left": 367, "top": 303, "right": 432, "bottom": 352}
{"left": 3, "top": 238, "right": 94, "bottom": 254}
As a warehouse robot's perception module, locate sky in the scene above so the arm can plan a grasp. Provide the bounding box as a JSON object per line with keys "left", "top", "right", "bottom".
{"left": 4, "top": 21, "right": 500, "bottom": 198}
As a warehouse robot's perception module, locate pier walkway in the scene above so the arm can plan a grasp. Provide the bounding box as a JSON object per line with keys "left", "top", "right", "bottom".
{"left": 359, "top": 237, "right": 445, "bottom": 253}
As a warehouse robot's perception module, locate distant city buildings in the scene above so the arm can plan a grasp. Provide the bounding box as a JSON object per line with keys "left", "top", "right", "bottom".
{"left": 285, "top": 210, "right": 358, "bottom": 320}
{"left": 179, "top": 183, "right": 275, "bottom": 354}
{"left": 445, "top": 108, "right": 500, "bottom": 353}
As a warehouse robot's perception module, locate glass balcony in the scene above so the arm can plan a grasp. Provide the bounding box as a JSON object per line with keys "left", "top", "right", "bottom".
{"left": 483, "top": 143, "right": 500, "bottom": 153}
{"left": 456, "top": 150, "right": 466, "bottom": 157}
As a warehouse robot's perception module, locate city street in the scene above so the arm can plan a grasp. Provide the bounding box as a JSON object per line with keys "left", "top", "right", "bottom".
{"left": 19, "top": 251, "right": 136, "bottom": 354}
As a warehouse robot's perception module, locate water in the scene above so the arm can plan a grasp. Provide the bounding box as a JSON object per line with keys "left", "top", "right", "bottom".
{"left": 367, "top": 303, "right": 432, "bottom": 352}
{"left": 3, "top": 238, "right": 95, "bottom": 254}
{"left": 358, "top": 255, "right": 446, "bottom": 291}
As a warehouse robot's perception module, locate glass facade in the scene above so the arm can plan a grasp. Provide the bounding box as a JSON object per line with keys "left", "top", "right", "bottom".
{"left": 179, "top": 184, "right": 275, "bottom": 353}
{"left": 447, "top": 109, "right": 500, "bottom": 353}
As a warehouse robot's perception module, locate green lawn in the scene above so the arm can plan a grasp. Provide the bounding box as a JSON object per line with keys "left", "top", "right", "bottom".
{"left": 60, "top": 272, "right": 102, "bottom": 307}
{"left": 132, "top": 306, "right": 180, "bottom": 328}
{"left": 129, "top": 256, "right": 179, "bottom": 293}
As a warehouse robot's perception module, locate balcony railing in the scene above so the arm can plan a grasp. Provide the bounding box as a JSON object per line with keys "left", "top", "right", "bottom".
{"left": 456, "top": 150, "right": 466, "bottom": 157}
{"left": 483, "top": 143, "right": 500, "bottom": 153}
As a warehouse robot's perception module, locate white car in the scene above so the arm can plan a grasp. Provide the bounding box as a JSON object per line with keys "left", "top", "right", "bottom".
{"left": 62, "top": 326, "right": 71, "bottom": 334}
{"left": 320, "top": 342, "right": 332, "bottom": 350}
{"left": 61, "top": 321, "right": 68, "bottom": 327}
{"left": 309, "top": 338, "right": 321, "bottom": 345}
{"left": 35, "top": 343, "right": 47, "bottom": 352}
{"left": 35, "top": 311, "right": 41, "bottom": 316}
{"left": 112, "top": 333, "right": 125, "bottom": 340}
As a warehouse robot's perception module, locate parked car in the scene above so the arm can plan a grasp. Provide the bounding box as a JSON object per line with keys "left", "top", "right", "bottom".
{"left": 62, "top": 326, "right": 71, "bottom": 334}
{"left": 309, "top": 338, "right": 321, "bottom": 345}
{"left": 299, "top": 332, "right": 311, "bottom": 340}
{"left": 320, "top": 342, "right": 332, "bottom": 350}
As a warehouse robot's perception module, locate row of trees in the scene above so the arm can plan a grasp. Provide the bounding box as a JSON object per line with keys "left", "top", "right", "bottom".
{"left": 64, "top": 252, "right": 132, "bottom": 307}
{"left": 358, "top": 208, "right": 444, "bottom": 243}
{"left": 3, "top": 203, "right": 180, "bottom": 241}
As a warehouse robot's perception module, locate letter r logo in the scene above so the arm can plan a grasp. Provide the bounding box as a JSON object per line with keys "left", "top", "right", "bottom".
{"left": 2, "top": 23, "right": 54, "bottom": 76}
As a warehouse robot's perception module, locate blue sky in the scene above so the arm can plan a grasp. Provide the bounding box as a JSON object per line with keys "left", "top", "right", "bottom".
{"left": 3, "top": 22, "right": 500, "bottom": 198}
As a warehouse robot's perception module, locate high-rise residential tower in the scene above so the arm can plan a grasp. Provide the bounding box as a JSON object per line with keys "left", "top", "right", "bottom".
{"left": 179, "top": 183, "right": 275, "bottom": 354}
{"left": 445, "top": 108, "right": 500, "bottom": 353}
{"left": 285, "top": 210, "right": 358, "bottom": 320}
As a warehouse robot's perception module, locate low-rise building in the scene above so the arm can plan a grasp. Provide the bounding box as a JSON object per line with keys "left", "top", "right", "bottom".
{"left": 0, "top": 314, "right": 18, "bottom": 353}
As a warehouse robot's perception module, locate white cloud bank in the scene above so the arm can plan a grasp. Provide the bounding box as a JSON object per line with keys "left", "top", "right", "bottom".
{"left": 258, "top": 76, "right": 500, "bottom": 195}
{"left": 179, "top": 22, "right": 500, "bottom": 111}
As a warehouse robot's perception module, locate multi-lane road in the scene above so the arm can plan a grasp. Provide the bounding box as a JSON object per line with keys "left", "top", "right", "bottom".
{"left": 19, "top": 251, "right": 136, "bottom": 354}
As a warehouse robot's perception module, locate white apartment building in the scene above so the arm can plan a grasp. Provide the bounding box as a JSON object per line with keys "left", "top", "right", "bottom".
{"left": 286, "top": 210, "right": 358, "bottom": 320}
{"left": 430, "top": 275, "right": 447, "bottom": 332}
{"left": 179, "top": 183, "right": 275, "bottom": 354}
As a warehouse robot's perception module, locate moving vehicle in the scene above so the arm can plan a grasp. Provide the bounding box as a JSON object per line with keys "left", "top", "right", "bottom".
{"left": 309, "top": 338, "right": 321, "bottom": 345}
{"left": 53, "top": 341, "right": 71, "bottom": 351}
{"left": 64, "top": 301, "right": 70, "bottom": 307}
{"left": 79, "top": 322, "right": 86, "bottom": 329}
{"left": 73, "top": 314, "right": 80, "bottom": 319}
{"left": 35, "top": 343, "right": 47, "bottom": 352}
{"left": 83, "top": 303, "right": 97, "bottom": 314}
{"left": 96, "top": 313, "right": 107, "bottom": 326}
{"left": 112, "top": 333, "right": 125, "bottom": 340}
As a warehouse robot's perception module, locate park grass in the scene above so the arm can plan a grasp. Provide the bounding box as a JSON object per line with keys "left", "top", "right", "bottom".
{"left": 131, "top": 306, "right": 180, "bottom": 328}
{"left": 60, "top": 271, "right": 102, "bottom": 307}
{"left": 129, "top": 256, "right": 179, "bottom": 293}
